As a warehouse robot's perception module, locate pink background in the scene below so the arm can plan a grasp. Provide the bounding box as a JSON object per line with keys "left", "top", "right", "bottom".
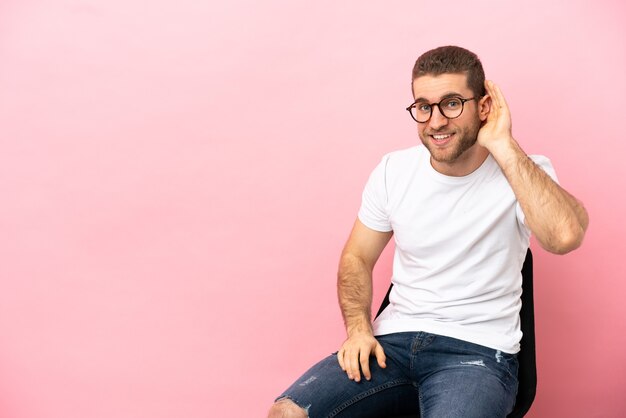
{"left": 0, "top": 1, "right": 624, "bottom": 417}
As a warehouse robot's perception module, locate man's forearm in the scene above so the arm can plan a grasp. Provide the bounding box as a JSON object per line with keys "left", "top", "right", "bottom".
{"left": 477, "top": 81, "right": 588, "bottom": 254}
{"left": 490, "top": 138, "right": 589, "bottom": 254}
{"left": 337, "top": 253, "right": 374, "bottom": 336}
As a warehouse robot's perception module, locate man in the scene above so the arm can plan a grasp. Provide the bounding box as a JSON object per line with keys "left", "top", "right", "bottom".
{"left": 268, "top": 46, "right": 588, "bottom": 418}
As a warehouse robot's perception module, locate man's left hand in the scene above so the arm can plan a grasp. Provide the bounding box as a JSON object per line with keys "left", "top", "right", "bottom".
{"left": 477, "top": 80, "right": 514, "bottom": 151}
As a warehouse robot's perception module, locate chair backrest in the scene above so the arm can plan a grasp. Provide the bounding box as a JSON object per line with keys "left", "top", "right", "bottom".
{"left": 375, "top": 248, "right": 536, "bottom": 418}
{"left": 509, "top": 248, "right": 536, "bottom": 418}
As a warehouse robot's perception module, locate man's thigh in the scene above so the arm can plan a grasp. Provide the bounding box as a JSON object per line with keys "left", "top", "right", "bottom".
{"left": 415, "top": 334, "right": 519, "bottom": 418}
{"left": 275, "top": 333, "right": 518, "bottom": 418}
{"left": 275, "top": 337, "right": 419, "bottom": 418}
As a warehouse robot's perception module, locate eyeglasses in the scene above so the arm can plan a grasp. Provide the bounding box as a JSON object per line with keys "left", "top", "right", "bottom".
{"left": 406, "top": 97, "right": 476, "bottom": 123}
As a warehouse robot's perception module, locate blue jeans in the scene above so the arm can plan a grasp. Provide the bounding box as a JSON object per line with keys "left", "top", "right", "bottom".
{"left": 276, "top": 332, "right": 518, "bottom": 418}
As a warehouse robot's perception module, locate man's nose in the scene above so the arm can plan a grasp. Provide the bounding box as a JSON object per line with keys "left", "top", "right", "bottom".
{"left": 428, "top": 105, "right": 449, "bottom": 129}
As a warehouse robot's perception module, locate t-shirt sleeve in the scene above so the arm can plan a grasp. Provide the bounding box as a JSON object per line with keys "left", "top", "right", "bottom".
{"left": 516, "top": 155, "right": 560, "bottom": 226}
{"left": 357, "top": 155, "right": 393, "bottom": 232}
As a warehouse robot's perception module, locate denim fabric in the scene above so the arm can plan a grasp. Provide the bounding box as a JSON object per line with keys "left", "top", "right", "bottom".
{"left": 276, "top": 332, "right": 518, "bottom": 418}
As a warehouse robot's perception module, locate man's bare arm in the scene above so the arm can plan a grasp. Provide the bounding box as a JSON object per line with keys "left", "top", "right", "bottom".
{"left": 478, "top": 81, "right": 589, "bottom": 254}
{"left": 337, "top": 219, "right": 393, "bottom": 382}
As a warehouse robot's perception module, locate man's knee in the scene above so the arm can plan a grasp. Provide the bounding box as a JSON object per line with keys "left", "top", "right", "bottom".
{"left": 267, "top": 398, "right": 308, "bottom": 418}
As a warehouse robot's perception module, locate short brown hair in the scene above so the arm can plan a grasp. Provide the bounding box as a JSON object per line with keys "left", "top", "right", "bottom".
{"left": 412, "top": 46, "right": 486, "bottom": 97}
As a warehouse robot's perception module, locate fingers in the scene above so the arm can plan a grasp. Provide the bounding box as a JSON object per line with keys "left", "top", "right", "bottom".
{"left": 477, "top": 81, "right": 514, "bottom": 149}
{"left": 359, "top": 348, "right": 372, "bottom": 381}
{"left": 374, "top": 342, "right": 387, "bottom": 369}
{"left": 337, "top": 344, "right": 365, "bottom": 382}
{"left": 485, "top": 80, "right": 498, "bottom": 108}
{"left": 337, "top": 348, "right": 345, "bottom": 371}
{"left": 484, "top": 81, "right": 499, "bottom": 121}
{"left": 344, "top": 345, "right": 364, "bottom": 382}
{"left": 336, "top": 336, "right": 386, "bottom": 382}
{"left": 485, "top": 80, "right": 510, "bottom": 113}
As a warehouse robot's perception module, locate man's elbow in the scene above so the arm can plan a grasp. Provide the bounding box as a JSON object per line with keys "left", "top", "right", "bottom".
{"left": 543, "top": 224, "right": 587, "bottom": 255}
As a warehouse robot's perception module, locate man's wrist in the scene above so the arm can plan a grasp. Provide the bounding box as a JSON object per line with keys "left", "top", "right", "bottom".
{"left": 346, "top": 319, "right": 373, "bottom": 338}
{"left": 486, "top": 136, "right": 521, "bottom": 167}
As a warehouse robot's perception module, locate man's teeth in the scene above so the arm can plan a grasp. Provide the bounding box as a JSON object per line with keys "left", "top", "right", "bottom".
{"left": 432, "top": 134, "right": 451, "bottom": 140}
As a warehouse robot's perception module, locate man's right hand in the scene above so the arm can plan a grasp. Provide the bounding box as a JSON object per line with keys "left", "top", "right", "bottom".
{"left": 337, "top": 332, "right": 387, "bottom": 382}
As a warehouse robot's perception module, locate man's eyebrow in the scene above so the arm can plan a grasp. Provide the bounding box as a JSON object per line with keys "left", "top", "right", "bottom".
{"left": 413, "top": 92, "right": 464, "bottom": 103}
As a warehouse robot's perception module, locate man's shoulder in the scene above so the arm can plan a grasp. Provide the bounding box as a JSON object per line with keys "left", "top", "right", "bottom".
{"left": 528, "top": 154, "right": 551, "bottom": 164}
{"left": 528, "top": 154, "right": 558, "bottom": 183}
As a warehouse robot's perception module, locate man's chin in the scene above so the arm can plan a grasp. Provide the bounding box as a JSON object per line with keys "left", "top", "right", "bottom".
{"left": 422, "top": 143, "right": 457, "bottom": 163}
{"left": 426, "top": 136, "right": 478, "bottom": 163}
{"left": 430, "top": 152, "right": 458, "bottom": 164}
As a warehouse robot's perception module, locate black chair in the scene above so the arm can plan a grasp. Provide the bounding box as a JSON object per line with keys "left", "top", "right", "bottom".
{"left": 375, "top": 249, "right": 536, "bottom": 418}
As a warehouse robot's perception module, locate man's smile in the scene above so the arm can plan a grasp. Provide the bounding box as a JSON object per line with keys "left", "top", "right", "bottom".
{"left": 429, "top": 132, "right": 455, "bottom": 146}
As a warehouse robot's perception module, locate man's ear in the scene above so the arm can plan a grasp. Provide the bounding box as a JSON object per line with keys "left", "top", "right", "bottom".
{"left": 478, "top": 95, "right": 491, "bottom": 122}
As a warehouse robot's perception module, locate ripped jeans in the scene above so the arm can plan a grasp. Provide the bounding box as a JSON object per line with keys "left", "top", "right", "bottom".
{"left": 276, "top": 332, "right": 518, "bottom": 418}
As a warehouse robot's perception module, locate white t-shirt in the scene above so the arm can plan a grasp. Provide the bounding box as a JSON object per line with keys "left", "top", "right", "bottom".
{"left": 358, "top": 145, "right": 558, "bottom": 353}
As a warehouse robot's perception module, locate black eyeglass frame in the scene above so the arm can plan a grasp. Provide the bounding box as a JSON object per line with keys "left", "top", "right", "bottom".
{"left": 405, "top": 97, "right": 477, "bottom": 123}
